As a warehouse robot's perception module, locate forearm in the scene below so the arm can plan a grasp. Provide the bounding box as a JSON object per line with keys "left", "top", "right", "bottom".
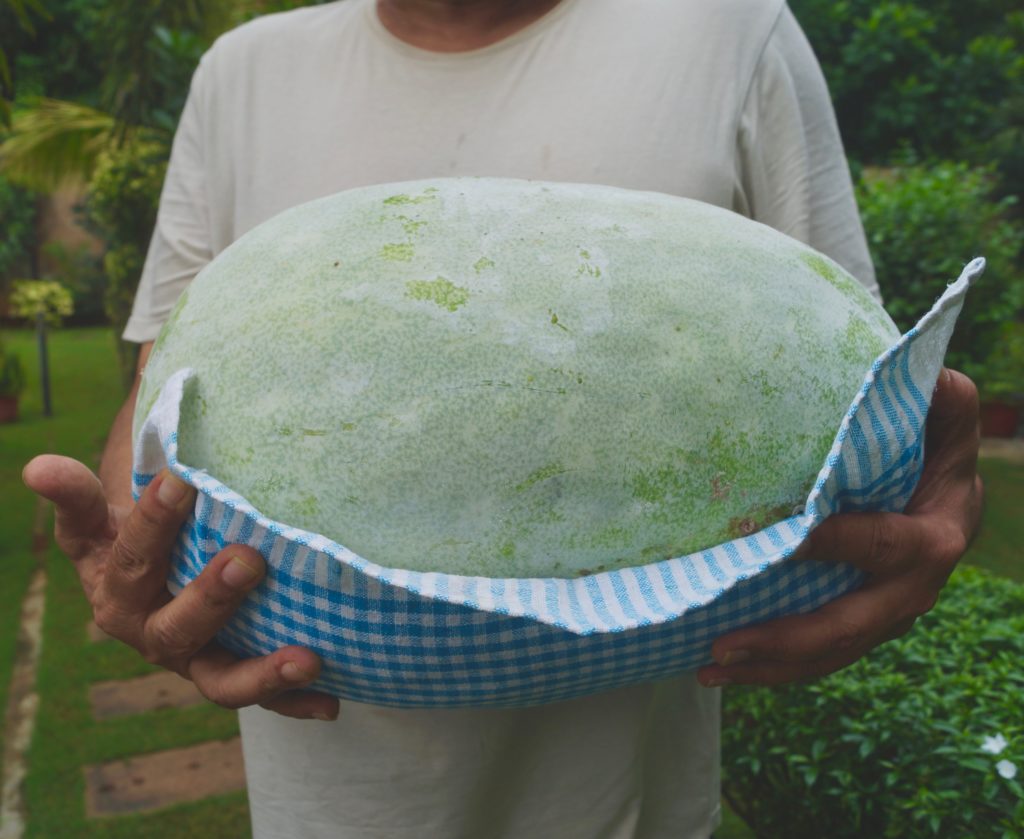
{"left": 99, "top": 342, "right": 153, "bottom": 507}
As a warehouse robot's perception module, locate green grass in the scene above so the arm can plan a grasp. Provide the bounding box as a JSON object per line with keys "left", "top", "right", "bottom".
{"left": 964, "top": 457, "right": 1024, "bottom": 582}
{"left": 0, "top": 327, "right": 1020, "bottom": 839}
{"left": 0, "top": 327, "right": 248, "bottom": 839}
{"left": 0, "top": 327, "right": 126, "bottom": 776}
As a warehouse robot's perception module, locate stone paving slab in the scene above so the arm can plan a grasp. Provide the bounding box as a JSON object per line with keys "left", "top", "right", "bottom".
{"left": 89, "top": 671, "right": 207, "bottom": 720}
{"left": 84, "top": 738, "right": 245, "bottom": 817}
{"left": 979, "top": 437, "right": 1024, "bottom": 465}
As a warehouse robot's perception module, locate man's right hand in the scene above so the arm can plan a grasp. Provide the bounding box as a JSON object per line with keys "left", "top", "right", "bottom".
{"left": 23, "top": 454, "right": 341, "bottom": 721}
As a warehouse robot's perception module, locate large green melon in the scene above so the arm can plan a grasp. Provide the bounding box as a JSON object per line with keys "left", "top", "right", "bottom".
{"left": 136, "top": 179, "right": 899, "bottom": 579}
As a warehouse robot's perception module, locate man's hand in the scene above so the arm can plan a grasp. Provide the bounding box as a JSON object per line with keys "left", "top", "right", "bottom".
{"left": 697, "top": 368, "right": 984, "bottom": 687}
{"left": 23, "top": 454, "right": 341, "bottom": 720}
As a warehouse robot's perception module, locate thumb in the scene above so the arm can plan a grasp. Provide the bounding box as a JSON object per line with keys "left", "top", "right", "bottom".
{"left": 23, "top": 454, "right": 112, "bottom": 545}
{"left": 926, "top": 368, "right": 980, "bottom": 455}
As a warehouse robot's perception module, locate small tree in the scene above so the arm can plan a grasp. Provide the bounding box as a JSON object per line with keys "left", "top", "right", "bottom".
{"left": 8, "top": 277, "right": 72, "bottom": 415}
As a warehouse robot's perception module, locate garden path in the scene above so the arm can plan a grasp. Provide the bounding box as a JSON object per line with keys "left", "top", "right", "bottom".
{"left": 82, "top": 628, "right": 246, "bottom": 816}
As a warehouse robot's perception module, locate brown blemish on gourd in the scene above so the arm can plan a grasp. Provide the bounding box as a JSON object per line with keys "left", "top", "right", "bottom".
{"left": 727, "top": 503, "right": 798, "bottom": 538}
{"left": 711, "top": 474, "right": 731, "bottom": 501}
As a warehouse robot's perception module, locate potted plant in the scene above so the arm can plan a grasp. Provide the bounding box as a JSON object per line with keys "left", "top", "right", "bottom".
{"left": 975, "top": 321, "right": 1024, "bottom": 438}
{"left": 0, "top": 339, "right": 26, "bottom": 423}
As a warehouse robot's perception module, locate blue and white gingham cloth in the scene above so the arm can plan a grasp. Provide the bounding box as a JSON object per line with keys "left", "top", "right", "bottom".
{"left": 133, "top": 258, "right": 984, "bottom": 708}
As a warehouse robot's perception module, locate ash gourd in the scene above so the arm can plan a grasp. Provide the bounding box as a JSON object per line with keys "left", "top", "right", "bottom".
{"left": 136, "top": 178, "right": 899, "bottom": 579}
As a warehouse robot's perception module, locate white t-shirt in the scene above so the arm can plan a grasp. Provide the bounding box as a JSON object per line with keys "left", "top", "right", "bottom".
{"left": 126, "top": 1, "right": 878, "bottom": 836}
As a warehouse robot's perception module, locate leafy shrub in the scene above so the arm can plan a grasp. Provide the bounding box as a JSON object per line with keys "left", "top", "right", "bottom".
{"left": 81, "top": 138, "right": 167, "bottom": 387}
{"left": 0, "top": 335, "right": 26, "bottom": 397}
{"left": 8, "top": 278, "right": 74, "bottom": 326}
{"left": 790, "top": 0, "right": 1024, "bottom": 180}
{"left": 980, "top": 322, "right": 1024, "bottom": 402}
{"left": 0, "top": 173, "right": 36, "bottom": 290}
{"left": 857, "top": 160, "right": 1024, "bottom": 388}
{"left": 722, "top": 566, "right": 1024, "bottom": 838}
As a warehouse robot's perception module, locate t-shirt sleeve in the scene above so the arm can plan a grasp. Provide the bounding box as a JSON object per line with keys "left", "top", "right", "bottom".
{"left": 122, "top": 56, "right": 214, "bottom": 342}
{"left": 735, "top": 4, "right": 881, "bottom": 301}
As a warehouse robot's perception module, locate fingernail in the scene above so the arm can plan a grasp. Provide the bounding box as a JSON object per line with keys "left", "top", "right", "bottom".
{"left": 312, "top": 711, "right": 338, "bottom": 722}
{"left": 222, "top": 556, "right": 260, "bottom": 589}
{"left": 281, "top": 661, "right": 313, "bottom": 683}
{"left": 157, "top": 472, "right": 191, "bottom": 509}
{"left": 721, "top": 649, "right": 751, "bottom": 666}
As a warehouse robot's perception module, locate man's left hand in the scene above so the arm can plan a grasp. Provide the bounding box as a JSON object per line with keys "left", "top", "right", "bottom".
{"left": 697, "top": 368, "right": 984, "bottom": 688}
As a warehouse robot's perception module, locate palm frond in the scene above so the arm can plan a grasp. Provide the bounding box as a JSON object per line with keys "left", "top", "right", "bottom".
{"left": 4, "top": 0, "right": 50, "bottom": 35}
{"left": 1, "top": 0, "right": 53, "bottom": 126}
{"left": 0, "top": 98, "right": 121, "bottom": 191}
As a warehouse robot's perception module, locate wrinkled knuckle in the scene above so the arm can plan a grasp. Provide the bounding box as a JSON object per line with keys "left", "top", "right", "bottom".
{"left": 867, "top": 520, "right": 903, "bottom": 569}
{"left": 257, "top": 669, "right": 283, "bottom": 698}
{"left": 198, "top": 680, "right": 245, "bottom": 710}
{"left": 830, "top": 620, "right": 863, "bottom": 653}
{"left": 92, "top": 603, "right": 121, "bottom": 637}
{"left": 766, "top": 636, "right": 800, "bottom": 662}
{"left": 134, "top": 499, "right": 171, "bottom": 530}
{"left": 111, "top": 538, "right": 151, "bottom": 583}
{"left": 149, "top": 619, "right": 196, "bottom": 664}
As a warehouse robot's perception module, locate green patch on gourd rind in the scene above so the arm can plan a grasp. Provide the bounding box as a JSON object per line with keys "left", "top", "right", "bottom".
{"left": 515, "top": 462, "right": 568, "bottom": 493}
{"left": 743, "top": 369, "right": 782, "bottom": 398}
{"left": 295, "top": 493, "right": 320, "bottom": 519}
{"left": 380, "top": 243, "right": 415, "bottom": 262}
{"left": 631, "top": 464, "right": 684, "bottom": 504}
{"left": 137, "top": 178, "right": 901, "bottom": 579}
{"left": 383, "top": 189, "right": 438, "bottom": 206}
{"left": 801, "top": 252, "right": 860, "bottom": 298}
{"left": 397, "top": 216, "right": 428, "bottom": 236}
{"left": 404, "top": 276, "right": 470, "bottom": 311}
{"left": 839, "top": 313, "right": 889, "bottom": 366}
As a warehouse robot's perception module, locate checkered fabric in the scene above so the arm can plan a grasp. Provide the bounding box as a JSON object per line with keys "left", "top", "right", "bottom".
{"left": 132, "top": 258, "right": 984, "bottom": 708}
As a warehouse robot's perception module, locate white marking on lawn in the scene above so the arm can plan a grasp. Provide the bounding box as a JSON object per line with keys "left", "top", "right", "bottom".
{"left": 0, "top": 500, "right": 49, "bottom": 839}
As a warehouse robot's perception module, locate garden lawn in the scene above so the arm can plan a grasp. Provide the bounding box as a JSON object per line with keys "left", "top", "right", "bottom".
{"left": 0, "top": 327, "right": 248, "bottom": 839}
{"left": 964, "top": 456, "right": 1024, "bottom": 583}
{"left": 0, "top": 327, "right": 1020, "bottom": 839}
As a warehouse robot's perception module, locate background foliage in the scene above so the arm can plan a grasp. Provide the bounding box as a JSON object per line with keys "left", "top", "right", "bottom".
{"left": 856, "top": 160, "right": 1024, "bottom": 394}
{"left": 722, "top": 566, "right": 1024, "bottom": 838}
{"left": 80, "top": 140, "right": 167, "bottom": 383}
{"left": 0, "top": 173, "right": 36, "bottom": 289}
{"left": 790, "top": 0, "right": 1024, "bottom": 397}
{"left": 789, "top": 0, "right": 1024, "bottom": 186}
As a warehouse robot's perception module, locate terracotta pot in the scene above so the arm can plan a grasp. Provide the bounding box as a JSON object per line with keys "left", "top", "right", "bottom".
{"left": 980, "top": 400, "right": 1022, "bottom": 438}
{"left": 0, "top": 395, "right": 18, "bottom": 424}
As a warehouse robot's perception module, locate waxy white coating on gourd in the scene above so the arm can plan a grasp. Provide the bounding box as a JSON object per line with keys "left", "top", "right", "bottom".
{"left": 136, "top": 179, "right": 899, "bottom": 579}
